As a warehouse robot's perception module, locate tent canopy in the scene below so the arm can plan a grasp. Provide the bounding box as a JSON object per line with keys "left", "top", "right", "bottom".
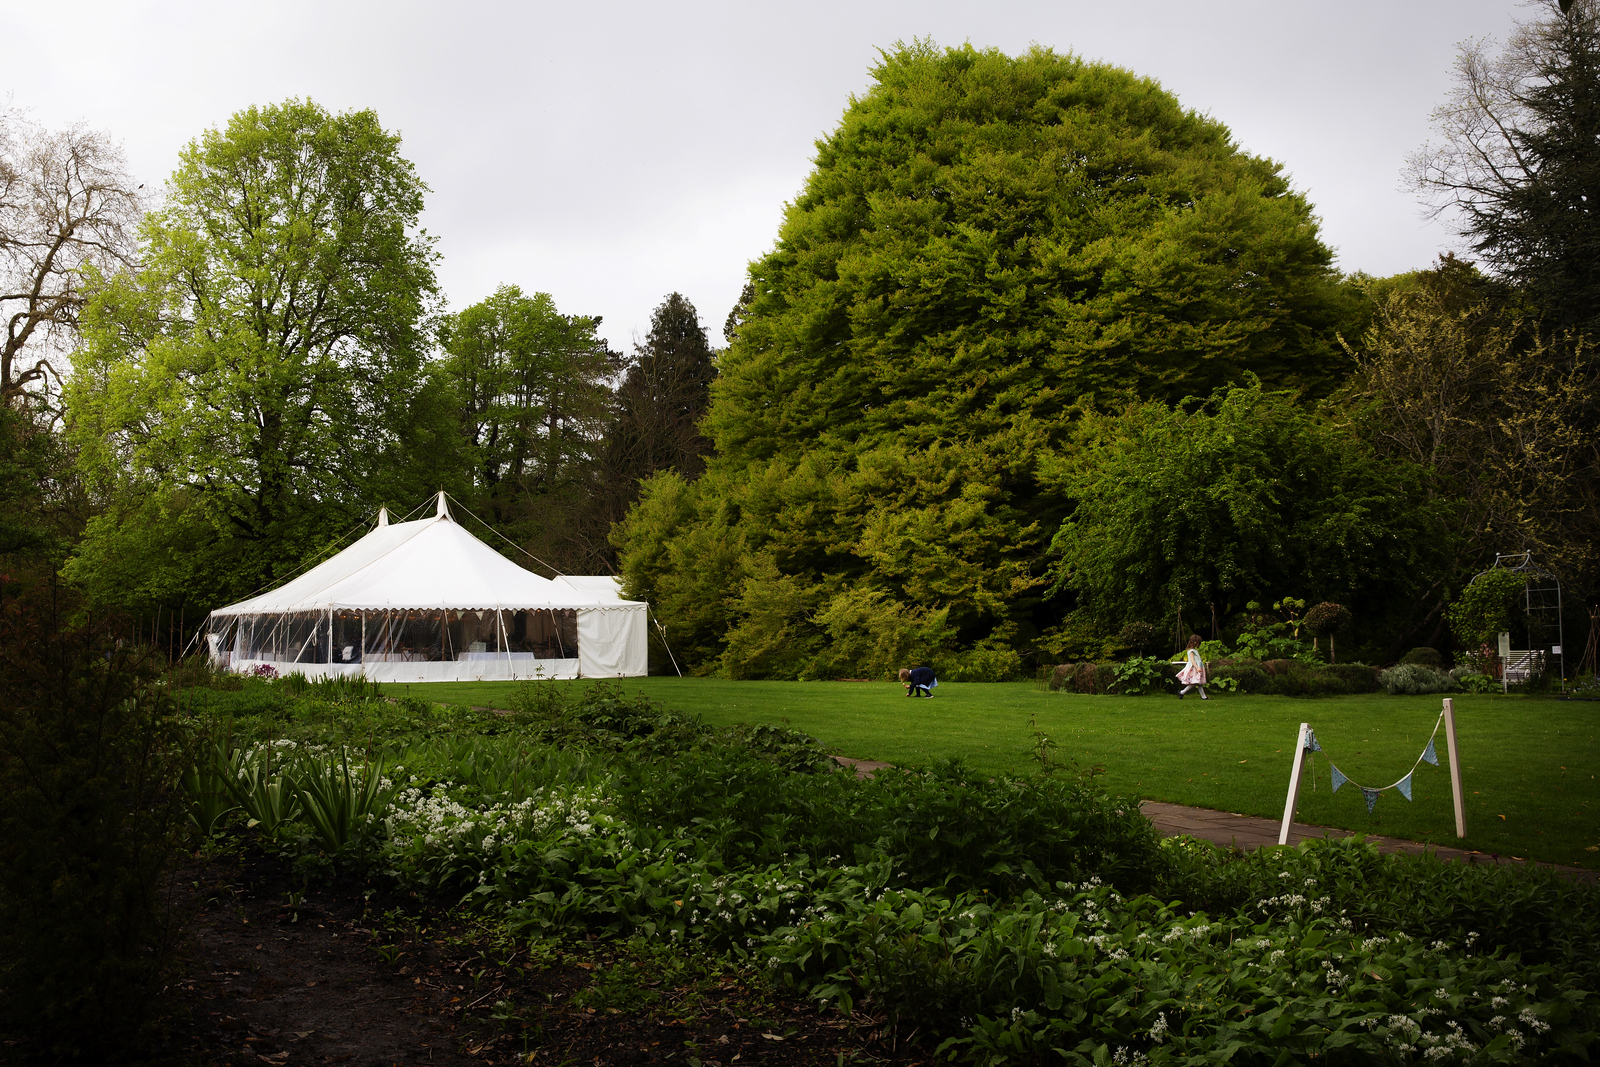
{"left": 206, "top": 497, "right": 647, "bottom": 680}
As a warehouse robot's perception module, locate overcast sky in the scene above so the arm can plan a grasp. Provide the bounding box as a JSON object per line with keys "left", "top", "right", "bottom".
{"left": 4, "top": 0, "right": 1527, "bottom": 353}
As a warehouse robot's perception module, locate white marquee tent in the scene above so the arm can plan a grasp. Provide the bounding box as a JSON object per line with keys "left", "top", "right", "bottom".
{"left": 205, "top": 495, "right": 647, "bottom": 682}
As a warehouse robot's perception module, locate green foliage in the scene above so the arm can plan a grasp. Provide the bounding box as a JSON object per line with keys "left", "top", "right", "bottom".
{"left": 1301, "top": 600, "right": 1353, "bottom": 637}
{"left": 1231, "top": 598, "right": 1320, "bottom": 662}
{"left": 1116, "top": 622, "right": 1158, "bottom": 655}
{"left": 1110, "top": 655, "right": 1166, "bottom": 696}
{"left": 1448, "top": 568, "right": 1528, "bottom": 648}
{"left": 607, "top": 291, "right": 718, "bottom": 489}
{"left": 620, "top": 41, "right": 1364, "bottom": 678}
{"left": 1399, "top": 646, "right": 1445, "bottom": 667}
{"left": 1048, "top": 385, "right": 1446, "bottom": 639}
{"left": 0, "top": 597, "right": 191, "bottom": 1056}
{"left": 293, "top": 749, "right": 398, "bottom": 853}
{"left": 0, "top": 405, "right": 65, "bottom": 565}
{"left": 1322, "top": 662, "right": 1382, "bottom": 693}
{"left": 1207, "top": 663, "right": 1269, "bottom": 694}
{"left": 191, "top": 685, "right": 1600, "bottom": 1062}
{"left": 64, "top": 98, "right": 449, "bottom": 612}
{"left": 1379, "top": 663, "right": 1461, "bottom": 696}
{"left": 444, "top": 284, "right": 620, "bottom": 573}
{"left": 1342, "top": 260, "right": 1600, "bottom": 626}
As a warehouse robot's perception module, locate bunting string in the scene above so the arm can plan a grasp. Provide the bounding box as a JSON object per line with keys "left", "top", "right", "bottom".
{"left": 1300, "top": 706, "right": 1446, "bottom": 813}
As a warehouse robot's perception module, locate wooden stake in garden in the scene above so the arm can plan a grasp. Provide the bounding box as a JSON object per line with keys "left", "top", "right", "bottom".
{"left": 1443, "top": 697, "right": 1466, "bottom": 838}
{"left": 1277, "top": 722, "right": 1311, "bottom": 846}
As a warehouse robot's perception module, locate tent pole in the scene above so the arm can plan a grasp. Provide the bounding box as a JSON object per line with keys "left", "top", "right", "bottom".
{"left": 498, "top": 608, "right": 511, "bottom": 679}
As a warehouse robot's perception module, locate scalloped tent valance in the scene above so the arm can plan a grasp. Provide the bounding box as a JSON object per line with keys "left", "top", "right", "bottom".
{"left": 205, "top": 501, "right": 646, "bottom": 681}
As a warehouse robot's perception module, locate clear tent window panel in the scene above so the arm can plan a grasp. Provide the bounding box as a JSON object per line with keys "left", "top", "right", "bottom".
{"left": 504, "top": 609, "right": 578, "bottom": 659}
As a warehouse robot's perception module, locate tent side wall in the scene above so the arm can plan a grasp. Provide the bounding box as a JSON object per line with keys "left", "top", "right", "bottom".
{"left": 577, "top": 605, "right": 648, "bottom": 678}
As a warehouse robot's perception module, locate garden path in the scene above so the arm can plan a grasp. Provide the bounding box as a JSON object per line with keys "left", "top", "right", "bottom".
{"left": 830, "top": 757, "right": 1598, "bottom": 885}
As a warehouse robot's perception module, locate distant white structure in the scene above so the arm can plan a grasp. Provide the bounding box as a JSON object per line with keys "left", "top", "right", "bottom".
{"left": 205, "top": 494, "right": 646, "bottom": 681}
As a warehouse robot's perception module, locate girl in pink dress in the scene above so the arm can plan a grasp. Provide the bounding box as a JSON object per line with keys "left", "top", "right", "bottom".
{"left": 1176, "top": 633, "right": 1208, "bottom": 700}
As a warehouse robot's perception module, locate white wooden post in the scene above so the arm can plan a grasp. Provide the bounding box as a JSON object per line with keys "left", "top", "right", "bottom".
{"left": 1498, "top": 632, "right": 1511, "bottom": 693}
{"left": 1443, "top": 698, "right": 1466, "bottom": 838}
{"left": 1278, "top": 722, "right": 1311, "bottom": 846}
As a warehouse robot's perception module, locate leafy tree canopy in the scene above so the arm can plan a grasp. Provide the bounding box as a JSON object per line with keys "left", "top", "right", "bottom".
{"left": 619, "top": 41, "right": 1362, "bottom": 678}
{"left": 709, "top": 40, "right": 1356, "bottom": 467}
{"left": 442, "top": 284, "right": 618, "bottom": 573}
{"left": 63, "top": 99, "right": 450, "bottom": 612}
{"left": 1045, "top": 382, "right": 1449, "bottom": 653}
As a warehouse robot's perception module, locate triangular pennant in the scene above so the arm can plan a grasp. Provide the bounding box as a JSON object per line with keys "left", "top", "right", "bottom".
{"left": 1396, "top": 773, "right": 1413, "bottom": 801}
{"left": 1362, "top": 787, "right": 1380, "bottom": 814}
{"left": 1305, "top": 728, "right": 1322, "bottom": 753}
{"left": 1330, "top": 764, "right": 1348, "bottom": 793}
{"left": 1421, "top": 738, "right": 1439, "bottom": 766}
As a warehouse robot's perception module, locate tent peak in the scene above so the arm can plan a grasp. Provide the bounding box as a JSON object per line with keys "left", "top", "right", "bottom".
{"left": 436, "top": 491, "right": 451, "bottom": 521}
{"left": 378, "top": 507, "right": 389, "bottom": 527}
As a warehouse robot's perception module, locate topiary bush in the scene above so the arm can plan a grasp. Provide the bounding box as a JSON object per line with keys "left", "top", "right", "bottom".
{"left": 1399, "top": 646, "right": 1444, "bottom": 668}
{"left": 1379, "top": 662, "right": 1460, "bottom": 695}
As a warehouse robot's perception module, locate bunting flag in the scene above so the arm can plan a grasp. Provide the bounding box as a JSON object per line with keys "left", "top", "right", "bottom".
{"left": 1396, "top": 773, "right": 1413, "bottom": 801}
{"left": 1330, "top": 764, "right": 1348, "bottom": 794}
{"left": 1362, "top": 787, "right": 1380, "bottom": 814}
{"left": 1304, "top": 728, "right": 1322, "bottom": 753}
{"left": 1421, "top": 738, "right": 1439, "bottom": 767}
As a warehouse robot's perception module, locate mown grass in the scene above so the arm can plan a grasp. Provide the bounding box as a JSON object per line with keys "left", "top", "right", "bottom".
{"left": 379, "top": 678, "right": 1600, "bottom": 870}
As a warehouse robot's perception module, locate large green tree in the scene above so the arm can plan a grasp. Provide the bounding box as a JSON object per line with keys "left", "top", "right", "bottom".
{"left": 606, "top": 292, "right": 717, "bottom": 497}
{"left": 63, "top": 99, "right": 449, "bottom": 612}
{"left": 442, "top": 284, "right": 617, "bottom": 573}
{"left": 1045, "top": 382, "right": 1449, "bottom": 658}
{"left": 617, "top": 42, "right": 1362, "bottom": 678}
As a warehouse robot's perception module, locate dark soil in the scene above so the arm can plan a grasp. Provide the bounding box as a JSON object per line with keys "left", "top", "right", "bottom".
{"left": 126, "top": 845, "right": 928, "bottom": 1067}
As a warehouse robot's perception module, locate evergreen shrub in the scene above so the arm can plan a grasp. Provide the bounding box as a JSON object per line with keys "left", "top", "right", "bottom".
{"left": 1399, "top": 646, "right": 1445, "bottom": 668}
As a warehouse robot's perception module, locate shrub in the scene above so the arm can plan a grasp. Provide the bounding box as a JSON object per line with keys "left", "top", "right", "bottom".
{"left": 1399, "top": 646, "right": 1444, "bottom": 668}
{"left": 1074, "top": 662, "right": 1099, "bottom": 693}
{"left": 1110, "top": 655, "right": 1165, "bottom": 695}
{"left": 1093, "top": 663, "right": 1118, "bottom": 694}
{"left": 938, "top": 644, "right": 1023, "bottom": 682}
{"left": 0, "top": 596, "right": 191, "bottom": 1057}
{"left": 1379, "top": 662, "right": 1460, "bottom": 695}
{"left": 1323, "top": 662, "right": 1381, "bottom": 693}
{"left": 1049, "top": 663, "right": 1073, "bottom": 691}
{"left": 1209, "top": 664, "right": 1270, "bottom": 693}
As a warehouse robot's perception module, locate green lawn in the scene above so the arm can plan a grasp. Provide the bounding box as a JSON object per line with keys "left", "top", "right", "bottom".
{"left": 380, "top": 677, "right": 1600, "bottom": 870}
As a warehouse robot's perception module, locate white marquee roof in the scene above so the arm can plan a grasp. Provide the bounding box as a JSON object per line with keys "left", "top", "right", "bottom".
{"left": 210, "top": 501, "right": 639, "bottom": 616}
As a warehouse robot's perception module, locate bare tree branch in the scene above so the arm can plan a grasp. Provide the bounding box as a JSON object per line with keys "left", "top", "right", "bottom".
{"left": 0, "top": 108, "right": 142, "bottom": 410}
